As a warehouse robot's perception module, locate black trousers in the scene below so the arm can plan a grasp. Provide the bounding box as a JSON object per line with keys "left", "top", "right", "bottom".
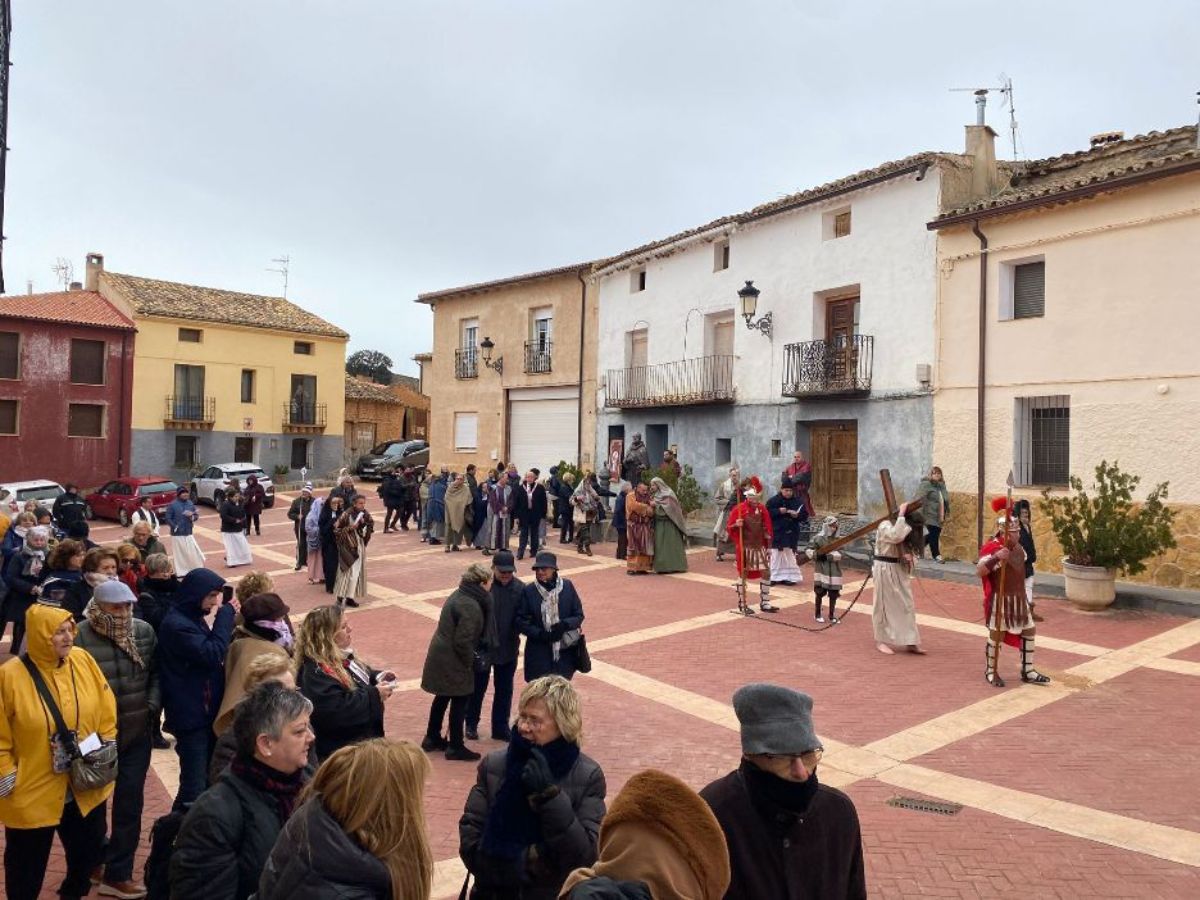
{"left": 4, "top": 799, "right": 107, "bottom": 900}
{"left": 107, "top": 734, "right": 151, "bottom": 881}
{"left": 517, "top": 518, "right": 540, "bottom": 559}
{"left": 615, "top": 527, "right": 628, "bottom": 560}
{"left": 926, "top": 525, "right": 942, "bottom": 558}
{"left": 322, "top": 541, "right": 339, "bottom": 593}
{"left": 244, "top": 512, "right": 261, "bottom": 535}
{"left": 383, "top": 505, "right": 400, "bottom": 531}
{"left": 294, "top": 523, "right": 308, "bottom": 567}
{"left": 466, "top": 659, "right": 517, "bottom": 736}
{"left": 427, "top": 694, "right": 469, "bottom": 748}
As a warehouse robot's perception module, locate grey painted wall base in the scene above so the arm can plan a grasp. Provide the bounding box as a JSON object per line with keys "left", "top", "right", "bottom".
{"left": 132, "top": 430, "right": 344, "bottom": 483}
{"left": 598, "top": 395, "right": 933, "bottom": 516}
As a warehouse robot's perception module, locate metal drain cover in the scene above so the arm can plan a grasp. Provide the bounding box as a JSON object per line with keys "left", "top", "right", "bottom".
{"left": 887, "top": 795, "right": 963, "bottom": 816}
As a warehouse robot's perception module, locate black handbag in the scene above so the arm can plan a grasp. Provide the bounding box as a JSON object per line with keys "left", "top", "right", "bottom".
{"left": 575, "top": 633, "right": 592, "bottom": 674}
{"left": 21, "top": 655, "right": 118, "bottom": 793}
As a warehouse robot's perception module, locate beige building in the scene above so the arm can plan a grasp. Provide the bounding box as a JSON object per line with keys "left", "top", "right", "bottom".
{"left": 415, "top": 263, "right": 599, "bottom": 475}
{"left": 929, "top": 125, "right": 1200, "bottom": 587}
{"left": 343, "top": 375, "right": 430, "bottom": 467}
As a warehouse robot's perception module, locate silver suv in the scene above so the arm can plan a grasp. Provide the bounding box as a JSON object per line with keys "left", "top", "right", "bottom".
{"left": 190, "top": 463, "right": 276, "bottom": 507}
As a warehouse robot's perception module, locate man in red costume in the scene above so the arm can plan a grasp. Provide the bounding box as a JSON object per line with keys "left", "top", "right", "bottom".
{"left": 727, "top": 477, "right": 779, "bottom": 614}
{"left": 977, "top": 497, "right": 1051, "bottom": 687}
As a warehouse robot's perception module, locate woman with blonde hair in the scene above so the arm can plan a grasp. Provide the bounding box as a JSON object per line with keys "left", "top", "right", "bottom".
{"left": 295, "top": 604, "right": 396, "bottom": 760}
{"left": 460, "top": 675, "right": 606, "bottom": 900}
{"left": 257, "top": 738, "right": 434, "bottom": 900}
{"left": 209, "top": 653, "right": 310, "bottom": 783}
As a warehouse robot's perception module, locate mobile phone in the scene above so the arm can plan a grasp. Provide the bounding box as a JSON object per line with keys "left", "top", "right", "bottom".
{"left": 221, "top": 585, "right": 234, "bottom": 605}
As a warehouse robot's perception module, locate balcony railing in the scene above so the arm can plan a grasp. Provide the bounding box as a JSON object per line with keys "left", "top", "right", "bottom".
{"left": 605, "top": 355, "right": 735, "bottom": 408}
{"left": 524, "top": 340, "right": 553, "bottom": 374}
{"left": 782, "top": 334, "right": 873, "bottom": 398}
{"left": 283, "top": 402, "right": 327, "bottom": 432}
{"left": 455, "top": 349, "right": 478, "bottom": 379}
{"left": 164, "top": 395, "right": 216, "bottom": 429}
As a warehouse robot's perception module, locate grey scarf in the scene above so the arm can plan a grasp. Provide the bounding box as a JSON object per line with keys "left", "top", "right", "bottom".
{"left": 535, "top": 575, "right": 563, "bottom": 662}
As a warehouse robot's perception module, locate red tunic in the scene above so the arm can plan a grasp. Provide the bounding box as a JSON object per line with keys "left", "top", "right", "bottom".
{"left": 727, "top": 500, "right": 773, "bottom": 580}
{"left": 979, "top": 536, "right": 1025, "bottom": 648}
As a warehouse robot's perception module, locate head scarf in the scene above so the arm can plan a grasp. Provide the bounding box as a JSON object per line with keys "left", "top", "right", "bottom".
{"left": 445, "top": 478, "right": 471, "bottom": 531}
{"left": 572, "top": 476, "right": 600, "bottom": 512}
{"left": 85, "top": 598, "right": 144, "bottom": 668}
{"left": 650, "top": 477, "right": 687, "bottom": 533}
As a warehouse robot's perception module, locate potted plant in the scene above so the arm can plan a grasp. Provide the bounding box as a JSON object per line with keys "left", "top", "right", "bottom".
{"left": 1040, "top": 461, "right": 1176, "bottom": 610}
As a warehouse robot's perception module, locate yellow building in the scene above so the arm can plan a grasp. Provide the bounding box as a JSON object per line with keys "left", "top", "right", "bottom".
{"left": 87, "top": 253, "right": 349, "bottom": 480}
{"left": 415, "top": 262, "right": 598, "bottom": 475}
{"left": 929, "top": 125, "right": 1200, "bottom": 587}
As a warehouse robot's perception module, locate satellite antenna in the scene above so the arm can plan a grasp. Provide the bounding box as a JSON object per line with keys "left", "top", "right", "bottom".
{"left": 267, "top": 254, "right": 290, "bottom": 297}
{"left": 951, "top": 76, "right": 1021, "bottom": 159}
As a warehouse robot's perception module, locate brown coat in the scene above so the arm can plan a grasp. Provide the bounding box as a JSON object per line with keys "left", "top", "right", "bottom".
{"left": 213, "top": 629, "right": 290, "bottom": 735}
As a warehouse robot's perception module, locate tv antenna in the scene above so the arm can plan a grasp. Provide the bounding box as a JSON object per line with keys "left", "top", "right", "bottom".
{"left": 267, "top": 254, "right": 290, "bottom": 297}
{"left": 951, "top": 75, "right": 1021, "bottom": 159}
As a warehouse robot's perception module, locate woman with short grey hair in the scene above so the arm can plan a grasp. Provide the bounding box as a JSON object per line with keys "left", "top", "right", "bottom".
{"left": 170, "top": 683, "right": 315, "bottom": 900}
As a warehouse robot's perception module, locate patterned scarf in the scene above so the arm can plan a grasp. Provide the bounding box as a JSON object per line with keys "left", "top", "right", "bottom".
{"left": 85, "top": 599, "right": 144, "bottom": 669}
{"left": 535, "top": 575, "right": 563, "bottom": 663}
{"left": 230, "top": 754, "right": 306, "bottom": 822}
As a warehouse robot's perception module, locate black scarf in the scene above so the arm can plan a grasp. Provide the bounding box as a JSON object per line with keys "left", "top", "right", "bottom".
{"left": 231, "top": 754, "right": 306, "bottom": 823}
{"left": 481, "top": 732, "right": 580, "bottom": 861}
{"left": 741, "top": 758, "right": 820, "bottom": 828}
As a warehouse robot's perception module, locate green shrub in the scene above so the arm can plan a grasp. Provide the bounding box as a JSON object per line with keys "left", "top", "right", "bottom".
{"left": 641, "top": 464, "right": 707, "bottom": 515}
{"left": 1039, "top": 460, "right": 1175, "bottom": 575}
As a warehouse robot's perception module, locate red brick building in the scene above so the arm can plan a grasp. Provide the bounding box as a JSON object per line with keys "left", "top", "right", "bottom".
{"left": 0, "top": 290, "right": 137, "bottom": 487}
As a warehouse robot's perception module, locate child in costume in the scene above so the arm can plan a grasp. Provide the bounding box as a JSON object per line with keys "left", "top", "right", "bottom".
{"left": 807, "top": 514, "right": 844, "bottom": 623}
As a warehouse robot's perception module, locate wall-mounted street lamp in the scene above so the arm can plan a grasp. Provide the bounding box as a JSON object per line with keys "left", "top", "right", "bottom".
{"left": 479, "top": 336, "right": 504, "bottom": 375}
{"left": 738, "top": 280, "right": 772, "bottom": 338}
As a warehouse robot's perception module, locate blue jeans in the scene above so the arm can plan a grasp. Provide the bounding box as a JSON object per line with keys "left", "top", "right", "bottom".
{"left": 173, "top": 727, "right": 215, "bottom": 810}
{"left": 466, "top": 660, "right": 517, "bottom": 737}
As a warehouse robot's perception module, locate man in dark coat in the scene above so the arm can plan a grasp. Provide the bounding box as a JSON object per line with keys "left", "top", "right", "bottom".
{"left": 512, "top": 470, "right": 549, "bottom": 561}
{"left": 466, "top": 550, "right": 524, "bottom": 741}
{"left": 286, "top": 483, "right": 314, "bottom": 568}
{"left": 398, "top": 466, "right": 420, "bottom": 529}
{"left": 612, "top": 484, "right": 630, "bottom": 560}
{"left": 701, "top": 684, "right": 866, "bottom": 900}
{"left": 51, "top": 482, "right": 89, "bottom": 532}
{"left": 158, "top": 567, "right": 237, "bottom": 809}
{"left": 243, "top": 475, "right": 267, "bottom": 536}
{"left": 516, "top": 551, "right": 585, "bottom": 681}
{"left": 377, "top": 470, "right": 405, "bottom": 533}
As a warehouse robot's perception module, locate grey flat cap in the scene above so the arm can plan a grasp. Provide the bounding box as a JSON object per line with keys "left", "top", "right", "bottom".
{"left": 732, "top": 683, "right": 819, "bottom": 756}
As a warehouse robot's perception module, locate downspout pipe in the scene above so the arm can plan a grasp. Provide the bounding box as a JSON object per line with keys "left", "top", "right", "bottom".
{"left": 972, "top": 220, "right": 988, "bottom": 551}
{"left": 576, "top": 271, "right": 587, "bottom": 467}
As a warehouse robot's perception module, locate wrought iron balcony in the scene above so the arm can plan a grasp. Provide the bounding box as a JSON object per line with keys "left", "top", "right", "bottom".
{"left": 283, "top": 402, "right": 327, "bottom": 432}
{"left": 164, "top": 395, "right": 216, "bottom": 429}
{"left": 524, "top": 340, "right": 553, "bottom": 374}
{"left": 782, "top": 334, "right": 873, "bottom": 399}
{"left": 605, "top": 355, "right": 735, "bottom": 408}
{"left": 455, "top": 349, "right": 479, "bottom": 379}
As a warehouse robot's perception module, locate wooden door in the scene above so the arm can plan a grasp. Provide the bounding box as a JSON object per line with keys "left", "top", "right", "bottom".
{"left": 809, "top": 423, "right": 858, "bottom": 514}
{"left": 825, "top": 297, "right": 859, "bottom": 383}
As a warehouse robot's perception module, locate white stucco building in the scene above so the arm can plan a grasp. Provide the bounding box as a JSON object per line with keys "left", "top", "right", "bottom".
{"left": 594, "top": 153, "right": 972, "bottom": 516}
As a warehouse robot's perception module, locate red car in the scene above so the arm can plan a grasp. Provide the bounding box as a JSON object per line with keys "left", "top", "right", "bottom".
{"left": 85, "top": 476, "right": 180, "bottom": 525}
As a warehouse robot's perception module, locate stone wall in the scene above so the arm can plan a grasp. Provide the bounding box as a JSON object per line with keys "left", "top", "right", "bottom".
{"left": 939, "top": 491, "right": 1200, "bottom": 590}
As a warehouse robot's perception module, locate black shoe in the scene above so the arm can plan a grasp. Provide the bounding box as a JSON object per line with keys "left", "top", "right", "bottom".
{"left": 429, "top": 538, "right": 442, "bottom": 545}
{"left": 151, "top": 733, "right": 171, "bottom": 750}
{"left": 421, "top": 734, "right": 449, "bottom": 752}
{"left": 445, "top": 745, "right": 482, "bottom": 762}
{"left": 465, "top": 727, "right": 479, "bottom": 741}
{"left": 344, "top": 597, "right": 360, "bottom": 608}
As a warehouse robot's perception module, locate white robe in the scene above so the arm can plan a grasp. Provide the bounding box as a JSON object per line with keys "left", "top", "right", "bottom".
{"left": 769, "top": 548, "right": 804, "bottom": 584}
{"left": 222, "top": 531, "right": 253, "bottom": 567}
{"left": 170, "top": 534, "right": 206, "bottom": 575}
{"left": 871, "top": 519, "right": 921, "bottom": 646}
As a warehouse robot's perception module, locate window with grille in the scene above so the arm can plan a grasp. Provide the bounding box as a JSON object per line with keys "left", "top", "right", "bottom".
{"left": 174, "top": 436, "right": 198, "bottom": 466}
{"left": 0, "top": 332, "right": 19, "bottom": 379}
{"left": 1014, "top": 396, "right": 1069, "bottom": 486}
{"left": 69, "top": 339, "right": 106, "bottom": 385}
{"left": 0, "top": 399, "right": 17, "bottom": 434}
{"left": 1014, "top": 262, "right": 1045, "bottom": 318}
{"left": 67, "top": 403, "right": 105, "bottom": 438}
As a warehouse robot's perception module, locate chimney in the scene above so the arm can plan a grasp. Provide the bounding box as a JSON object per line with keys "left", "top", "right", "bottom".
{"left": 964, "top": 92, "right": 1000, "bottom": 201}
{"left": 84, "top": 252, "right": 104, "bottom": 292}
{"left": 69, "top": 281, "right": 83, "bottom": 291}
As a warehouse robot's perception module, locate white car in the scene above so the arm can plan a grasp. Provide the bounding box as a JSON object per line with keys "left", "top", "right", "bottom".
{"left": 190, "top": 464, "right": 276, "bottom": 508}
{"left": 0, "top": 480, "right": 65, "bottom": 516}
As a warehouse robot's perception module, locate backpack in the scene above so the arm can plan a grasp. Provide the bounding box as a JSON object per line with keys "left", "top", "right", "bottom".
{"left": 143, "top": 808, "right": 187, "bottom": 900}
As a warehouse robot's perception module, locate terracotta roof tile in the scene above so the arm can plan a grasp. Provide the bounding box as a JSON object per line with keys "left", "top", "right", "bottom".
{"left": 345, "top": 375, "right": 402, "bottom": 404}
{"left": 103, "top": 271, "right": 348, "bottom": 339}
{"left": 416, "top": 261, "right": 595, "bottom": 303}
{"left": 0, "top": 290, "right": 136, "bottom": 331}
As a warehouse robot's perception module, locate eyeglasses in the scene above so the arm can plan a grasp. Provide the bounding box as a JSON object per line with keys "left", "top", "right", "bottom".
{"left": 517, "top": 714, "right": 551, "bottom": 729}
{"left": 761, "top": 748, "right": 823, "bottom": 769}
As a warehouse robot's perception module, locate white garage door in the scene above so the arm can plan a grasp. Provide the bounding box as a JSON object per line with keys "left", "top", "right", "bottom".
{"left": 508, "top": 386, "right": 579, "bottom": 477}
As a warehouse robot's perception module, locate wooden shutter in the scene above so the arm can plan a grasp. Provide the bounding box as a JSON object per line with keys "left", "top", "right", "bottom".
{"left": 69, "top": 339, "right": 106, "bottom": 384}
{"left": 1014, "top": 262, "right": 1045, "bottom": 318}
{"left": 67, "top": 403, "right": 104, "bottom": 437}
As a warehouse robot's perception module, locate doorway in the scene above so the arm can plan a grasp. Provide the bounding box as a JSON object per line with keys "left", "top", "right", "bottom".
{"left": 808, "top": 422, "right": 858, "bottom": 514}
{"left": 825, "top": 296, "right": 860, "bottom": 383}
{"left": 234, "top": 437, "right": 255, "bottom": 464}
{"left": 290, "top": 374, "right": 317, "bottom": 424}
{"left": 645, "top": 424, "right": 669, "bottom": 468}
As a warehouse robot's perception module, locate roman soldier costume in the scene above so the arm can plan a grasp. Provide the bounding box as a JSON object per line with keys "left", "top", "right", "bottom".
{"left": 979, "top": 497, "right": 1050, "bottom": 687}
{"left": 726, "top": 477, "right": 777, "bottom": 614}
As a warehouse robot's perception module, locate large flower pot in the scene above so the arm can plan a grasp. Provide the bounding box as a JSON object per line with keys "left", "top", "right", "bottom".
{"left": 1062, "top": 559, "right": 1117, "bottom": 610}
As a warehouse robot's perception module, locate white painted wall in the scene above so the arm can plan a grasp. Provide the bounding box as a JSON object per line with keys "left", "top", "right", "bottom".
{"left": 594, "top": 171, "right": 942, "bottom": 407}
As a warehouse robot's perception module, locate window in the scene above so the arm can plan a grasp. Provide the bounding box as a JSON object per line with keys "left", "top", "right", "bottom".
{"left": 822, "top": 206, "right": 852, "bottom": 240}
{"left": 461, "top": 319, "right": 479, "bottom": 359}
{"left": 240, "top": 369, "right": 256, "bottom": 403}
{"left": 770, "top": 439, "right": 782, "bottom": 457}
{"left": 454, "top": 412, "right": 478, "bottom": 452}
{"left": 631, "top": 268, "right": 646, "bottom": 293}
{"left": 0, "top": 399, "right": 17, "bottom": 434}
{"left": 174, "top": 436, "right": 198, "bottom": 467}
{"left": 290, "top": 438, "right": 311, "bottom": 470}
{"left": 294, "top": 341, "right": 313, "bottom": 355}
{"left": 234, "top": 437, "right": 255, "bottom": 463}
{"left": 531, "top": 308, "right": 553, "bottom": 351}
{"left": 1014, "top": 261, "right": 1045, "bottom": 319}
{"left": 178, "top": 327, "right": 202, "bottom": 342}
{"left": 716, "top": 438, "right": 732, "bottom": 466}
{"left": 0, "top": 332, "right": 19, "bottom": 379}
{"left": 834, "top": 211, "right": 852, "bottom": 238}
{"left": 173, "top": 364, "right": 206, "bottom": 420}
{"left": 1015, "top": 395, "right": 1070, "bottom": 486}
{"left": 69, "top": 339, "right": 106, "bottom": 385}
{"left": 713, "top": 240, "right": 730, "bottom": 272}
{"left": 289, "top": 374, "right": 318, "bottom": 424}
{"left": 67, "top": 403, "right": 104, "bottom": 438}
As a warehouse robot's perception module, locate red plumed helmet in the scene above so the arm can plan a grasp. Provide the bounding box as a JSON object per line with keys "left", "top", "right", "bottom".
{"left": 991, "top": 496, "right": 1012, "bottom": 513}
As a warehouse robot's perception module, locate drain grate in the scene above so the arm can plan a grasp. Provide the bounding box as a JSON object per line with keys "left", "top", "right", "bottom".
{"left": 887, "top": 795, "right": 963, "bottom": 816}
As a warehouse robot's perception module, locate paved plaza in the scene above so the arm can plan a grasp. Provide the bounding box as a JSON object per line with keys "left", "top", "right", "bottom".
{"left": 8, "top": 489, "right": 1200, "bottom": 898}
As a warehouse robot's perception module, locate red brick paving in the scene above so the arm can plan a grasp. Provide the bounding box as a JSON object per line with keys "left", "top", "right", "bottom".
{"left": 6, "top": 494, "right": 1198, "bottom": 898}
{"left": 1168, "top": 641, "right": 1200, "bottom": 663}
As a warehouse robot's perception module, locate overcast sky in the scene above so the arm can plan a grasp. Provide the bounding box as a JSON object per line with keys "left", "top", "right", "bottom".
{"left": 6, "top": 1, "right": 1196, "bottom": 373}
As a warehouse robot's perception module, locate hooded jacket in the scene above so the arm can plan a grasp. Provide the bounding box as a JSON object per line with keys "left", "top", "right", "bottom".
{"left": 158, "top": 568, "right": 236, "bottom": 733}
{"left": 0, "top": 605, "right": 118, "bottom": 828}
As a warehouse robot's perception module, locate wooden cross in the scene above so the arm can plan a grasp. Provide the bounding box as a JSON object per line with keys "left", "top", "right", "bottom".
{"left": 809, "top": 469, "right": 908, "bottom": 556}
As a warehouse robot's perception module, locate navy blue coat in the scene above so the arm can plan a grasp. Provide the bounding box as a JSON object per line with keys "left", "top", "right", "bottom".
{"left": 158, "top": 568, "right": 235, "bottom": 733}
{"left": 516, "top": 577, "right": 585, "bottom": 681}
{"left": 611, "top": 491, "right": 628, "bottom": 531}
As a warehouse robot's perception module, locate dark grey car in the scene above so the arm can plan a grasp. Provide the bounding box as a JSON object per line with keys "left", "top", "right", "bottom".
{"left": 354, "top": 439, "right": 429, "bottom": 479}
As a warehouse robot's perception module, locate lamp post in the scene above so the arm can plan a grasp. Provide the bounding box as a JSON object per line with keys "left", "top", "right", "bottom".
{"left": 479, "top": 336, "right": 503, "bottom": 375}
{"left": 738, "top": 280, "right": 772, "bottom": 338}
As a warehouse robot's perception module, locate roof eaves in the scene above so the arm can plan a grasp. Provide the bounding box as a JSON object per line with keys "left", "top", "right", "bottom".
{"left": 416, "top": 261, "right": 596, "bottom": 304}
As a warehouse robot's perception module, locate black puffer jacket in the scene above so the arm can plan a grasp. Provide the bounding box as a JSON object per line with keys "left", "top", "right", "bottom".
{"left": 255, "top": 795, "right": 391, "bottom": 900}
{"left": 74, "top": 618, "right": 160, "bottom": 750}
{"left": 296, "top": 655, "right": 383, "bottom": 761}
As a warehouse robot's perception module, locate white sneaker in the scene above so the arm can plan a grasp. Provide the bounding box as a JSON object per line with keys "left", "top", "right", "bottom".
{"left": 815, "top": 615, "right": 826, "bottom": 623}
